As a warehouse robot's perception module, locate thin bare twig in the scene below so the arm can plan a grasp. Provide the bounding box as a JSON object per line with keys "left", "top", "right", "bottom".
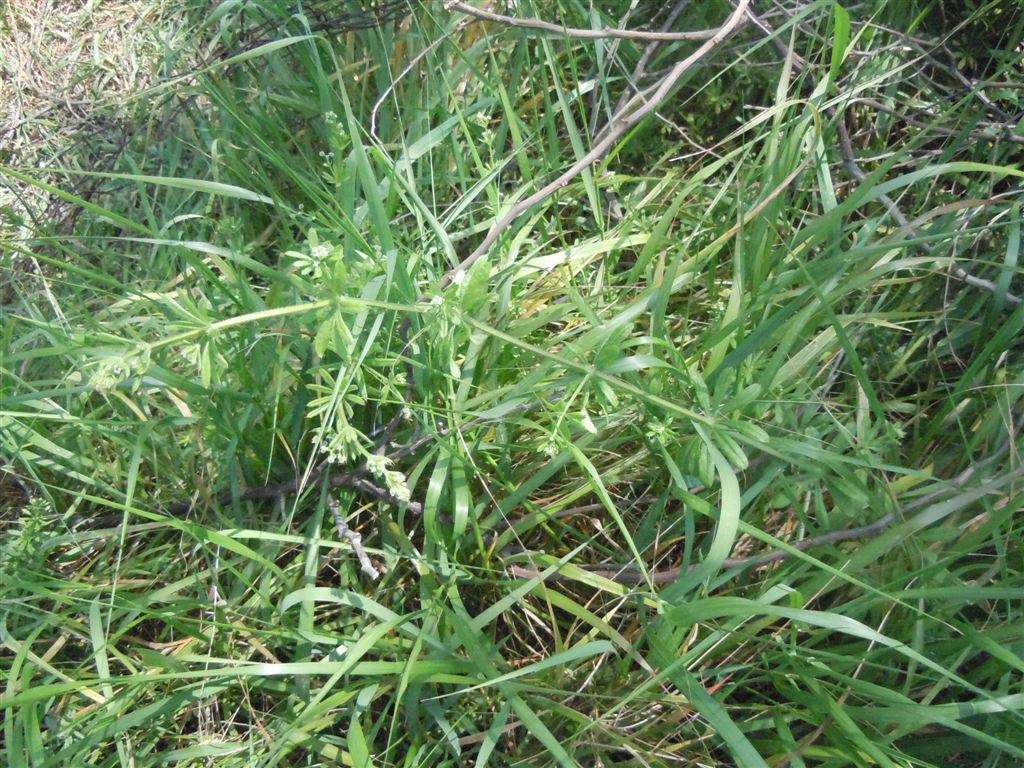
{"left": 445, "top": 1, "right": 719, "bottom": 43}
{"left": 604, "top": 0, "right": 720, "bottom": 152}
{"left": 70, "top": 466, "right": 422, "bottom": 530}
{"left": 740, "top": 1, "right": 1020, "bottom": 308}
{"left": 835, "top": 119, "right": 1021, "bottom": 307}
{"left": 611, "top": 0, "right": 692, "bottom": 120}
{"left": 370, "top": 18, "right": 472, "bottom": 141}
{"left": 327, "top": 494, "right": 380, "bottom": 580}
{"left": 439, "top": 0, "right": 751, "bottom": 288}
{"left": 850, "top": 96, "right": 1024, "bottom": 145}
{"left": 508, "top": 415, "right": 1023, "bottom": 586}
{"left": 509, "top": 513, "right": 895, "bottom": 584}
{"left": 726, "top": 0, "right": 807, "bottom": 71}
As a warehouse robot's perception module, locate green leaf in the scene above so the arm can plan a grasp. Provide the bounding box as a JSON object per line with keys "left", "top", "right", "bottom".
{"left": 462, "top": 256, "right": 491, "bottom": 315}
{"left": 829, "top": 3, "right": 851, "bottom": 85}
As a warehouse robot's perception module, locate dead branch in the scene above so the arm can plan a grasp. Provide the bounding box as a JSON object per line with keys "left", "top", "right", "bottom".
{"left": 836, "top": 119, "right": 1021, "bottom": 307}
{"left": 508, "top": 415, "right": 1023, "bottom": 585}
{"left": 439, "top": 0, "right": 751, "bottom": 288}
{"left": 327, "top": 494, "right": 381, "bottom": 580}
{"left": 445, "top": 1, "right": 720, "bottom": 43}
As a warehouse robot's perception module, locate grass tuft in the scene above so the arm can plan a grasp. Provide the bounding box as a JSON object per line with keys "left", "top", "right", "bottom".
{"left": 2, "top": 1, "right": 1023, "bottom": 765}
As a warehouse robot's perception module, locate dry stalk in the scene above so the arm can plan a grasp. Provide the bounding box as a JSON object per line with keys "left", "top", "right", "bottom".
{"left": 445, "top": 1, "right": 721, "bottom": 43}
{"left": 327, "top": 494, "right": 381, "bottom": 580}
{"left": 439, "top": 0, "right": 752, "bottom": 288}
{"left": 508, "top": 415, "right": 1023, "bottom": 585}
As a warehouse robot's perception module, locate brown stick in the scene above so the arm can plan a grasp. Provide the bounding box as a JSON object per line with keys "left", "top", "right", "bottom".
{"left": 70, "top": 469, "right": 422, "bottom": 530}
{"left": 438, "top": 0, "right": 751, "bottom": 289}
{"left": 327, "top": 494, "right": 380, "bottom": 580}
{"left": 835, "top": 119, "right": 1021, "bottom": 307}
{"left": 445, "top": 1, "right": 720, "bottom": 43}
{"left": 508, "top": 416, "right": 1022, "bottom": 586}
{"left": 508, "top": 513, "right": 895, "bottom": 585}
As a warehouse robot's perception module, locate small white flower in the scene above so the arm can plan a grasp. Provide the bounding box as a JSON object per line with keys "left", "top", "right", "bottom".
{"left": 324, "top": 442, "right": 347, "bottom": 465}
{"left": 541, "top": 440, "right": 560, "bottom": 459}
{"left": 646, "top": 420, "right": 668, "bottom": 441}
{"left": 384, "top": 470, "right": 411, "bottom": 502}
{"left": 365, "top": 454, "right": 390, "bottom": 477}
{"left": 89, "top": 348, "right": 150, "bottom": 393}
{"left": 430, "top": 295, "right": 443, "bottom": 307}
{"left": 311, "top": 244, "right": 330, "bottom": 260}
{"left": 89, "top": 365, "right": 120, "bottom": 393}
{"left": 451, "top": 270, "right": 467, "bottom": 287}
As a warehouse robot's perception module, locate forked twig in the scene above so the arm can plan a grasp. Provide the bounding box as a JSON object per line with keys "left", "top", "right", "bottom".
{"left": 737, "top": 0, "right": 1021, "bottom": 307}
{"left": 508, "top": 415, "right": 1023, "bottom": 586}
{"left": 439, "top": 0, "right": 751, "bottom": 288}
{"left": 445, "top": 1, "right": 720, "bottom": 43}
{"left": 836, "top": 119, "right": 1021, "bottom": 307}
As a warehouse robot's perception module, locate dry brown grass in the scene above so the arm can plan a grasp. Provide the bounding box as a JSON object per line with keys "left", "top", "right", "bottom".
{"left": 1, "top": 0, "right": 182, "bottom": 241}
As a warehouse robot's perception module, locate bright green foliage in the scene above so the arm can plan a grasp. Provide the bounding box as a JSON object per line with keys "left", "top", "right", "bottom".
{"left": 2, "top": 1, "right": 1023, "bottom": 765}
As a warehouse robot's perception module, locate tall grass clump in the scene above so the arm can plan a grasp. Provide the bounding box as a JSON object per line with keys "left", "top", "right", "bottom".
{"left": 2, "top": 0, "right": 1022, "bottom": 765}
